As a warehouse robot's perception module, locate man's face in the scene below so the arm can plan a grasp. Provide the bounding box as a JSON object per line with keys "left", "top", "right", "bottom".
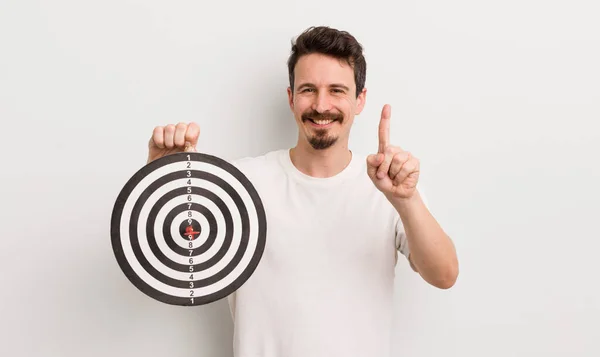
{"left": 287, "top": 53, "right": 366, "bottom": 150}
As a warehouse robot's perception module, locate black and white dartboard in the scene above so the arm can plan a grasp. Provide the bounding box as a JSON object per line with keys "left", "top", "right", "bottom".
{"left": 110, "top": 152, "right": 266, "bottom": 306}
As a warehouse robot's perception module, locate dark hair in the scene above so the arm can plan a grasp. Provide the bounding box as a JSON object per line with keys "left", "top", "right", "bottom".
{"left": 287, "top": 26, "right": 366, "bottom": 98}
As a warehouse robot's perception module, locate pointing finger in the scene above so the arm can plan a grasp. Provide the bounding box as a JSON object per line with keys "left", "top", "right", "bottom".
{"left": 378, "top": 104, "right": 391, "bottom": 153}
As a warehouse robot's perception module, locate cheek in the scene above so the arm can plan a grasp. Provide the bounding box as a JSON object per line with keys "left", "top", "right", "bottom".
{"left": 293, "top": 97, "right": 311, "bottom": 114}
{"left": 338, "top": 97, "right": 356, "bottom": 117}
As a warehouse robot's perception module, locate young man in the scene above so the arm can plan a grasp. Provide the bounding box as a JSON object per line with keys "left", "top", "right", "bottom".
{"left": 147, "top": 26, "right": 458, "bottom": 357}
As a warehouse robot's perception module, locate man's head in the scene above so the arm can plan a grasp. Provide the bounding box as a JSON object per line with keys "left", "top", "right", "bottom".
{"left": 287, "top": 26, "right": 367, "bottom": 151}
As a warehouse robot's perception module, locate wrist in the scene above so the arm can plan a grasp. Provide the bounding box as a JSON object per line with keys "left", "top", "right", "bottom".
{"left": 387, "top": 190, "right": 422, "bottom": 214}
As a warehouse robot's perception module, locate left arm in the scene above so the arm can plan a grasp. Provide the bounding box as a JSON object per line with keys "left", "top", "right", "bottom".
{"left": 390, "top": 190, "right": 458, "bottom": 289}
{"left": 367, "top": 104, "right": 458, "bottom": 289}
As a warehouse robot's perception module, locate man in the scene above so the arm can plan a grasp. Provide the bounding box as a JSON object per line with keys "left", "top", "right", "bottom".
{"left": 147, "top": 26, "right": 458, "bottom": 357}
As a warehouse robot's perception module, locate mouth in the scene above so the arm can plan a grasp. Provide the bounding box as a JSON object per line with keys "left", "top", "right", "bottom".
{"left": 306, "top": 118, "right": 337, "bottom": 128}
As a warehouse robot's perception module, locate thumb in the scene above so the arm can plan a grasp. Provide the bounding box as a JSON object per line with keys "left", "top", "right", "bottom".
{"left": 367, "top": 153, "right": 383, "bottom": 178}
{"left": 184, "top": 142, "right": 196, "bottom": 152}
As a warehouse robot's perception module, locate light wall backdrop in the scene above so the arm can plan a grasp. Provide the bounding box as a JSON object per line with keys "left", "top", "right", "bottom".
{"left": 1, "top": 0, "right": 598, "bottom": 356}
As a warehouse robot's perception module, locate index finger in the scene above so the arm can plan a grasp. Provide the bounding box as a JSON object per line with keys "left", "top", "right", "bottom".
{"left": 378, "top": 104, "right": 391, "bottom": 153}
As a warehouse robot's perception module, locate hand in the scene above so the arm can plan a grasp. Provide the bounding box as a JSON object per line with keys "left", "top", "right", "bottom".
{"left": 147, "top": 122, "right": 200, "bottom": 164}
{"left": 367, "top": 104, "right": 420, "bottom": 199}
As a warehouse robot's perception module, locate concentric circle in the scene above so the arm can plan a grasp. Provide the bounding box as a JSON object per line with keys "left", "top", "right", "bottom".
{"left": 110, "top": 152, "right": 267, "bottom": 306}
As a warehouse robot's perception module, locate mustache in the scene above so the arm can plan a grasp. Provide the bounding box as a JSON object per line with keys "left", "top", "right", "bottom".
{"left": 301, "top": 110, "right": 343, "bottom": 122}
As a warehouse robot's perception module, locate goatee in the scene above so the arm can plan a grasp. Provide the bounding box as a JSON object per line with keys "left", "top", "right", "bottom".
{"left": 308, "top": 133, "right": 338, "bottom": 150}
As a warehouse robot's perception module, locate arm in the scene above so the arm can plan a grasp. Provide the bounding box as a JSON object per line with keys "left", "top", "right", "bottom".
{"left": 367, "top": 104, "right": 458, "bottom": 289}
{"left": 390, "top": 190, "right": 458, "bottom": 289}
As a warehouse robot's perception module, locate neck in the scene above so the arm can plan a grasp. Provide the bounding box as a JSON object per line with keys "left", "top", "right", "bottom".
{"left": 289, "top": 140, "right": 352, "bottom": 178}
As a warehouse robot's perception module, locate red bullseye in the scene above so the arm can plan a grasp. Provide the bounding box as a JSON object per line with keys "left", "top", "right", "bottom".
{"left": 179, "top": 219, "right": 202, "bottom": 240}
{"left": 185, "top": 225, "right": 200, "bottom": 236}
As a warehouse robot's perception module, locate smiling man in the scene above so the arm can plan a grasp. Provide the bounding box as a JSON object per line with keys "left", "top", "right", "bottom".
{"left": 147, "top": 26, "right": 458, "bottom": 357}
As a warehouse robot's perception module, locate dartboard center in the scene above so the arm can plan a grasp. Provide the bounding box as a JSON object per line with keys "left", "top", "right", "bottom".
{"left": 179, "top": 219, "right": 202, "bottom": 240}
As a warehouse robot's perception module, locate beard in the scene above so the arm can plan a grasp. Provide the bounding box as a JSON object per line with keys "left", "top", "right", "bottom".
{"left": 301, "top": 109, "right": 344, "bottom": 150}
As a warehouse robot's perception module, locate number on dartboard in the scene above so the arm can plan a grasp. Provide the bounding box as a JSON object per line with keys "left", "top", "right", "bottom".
{"left": 187, "top": 155, "right": 196, "bottom": 305}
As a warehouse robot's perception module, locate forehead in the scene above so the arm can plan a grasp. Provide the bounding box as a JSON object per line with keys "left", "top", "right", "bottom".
{"left": 294, "top": 53, "right": 355, "bottom": 88}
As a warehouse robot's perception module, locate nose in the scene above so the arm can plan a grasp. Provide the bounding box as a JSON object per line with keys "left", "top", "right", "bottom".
{"left": 312, "top": 90, "right": 332, "bottom": 113}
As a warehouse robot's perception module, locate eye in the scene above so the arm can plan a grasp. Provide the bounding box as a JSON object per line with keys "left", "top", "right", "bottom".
{"left": 331, "top": 88, "right": 344, "bottom": 93}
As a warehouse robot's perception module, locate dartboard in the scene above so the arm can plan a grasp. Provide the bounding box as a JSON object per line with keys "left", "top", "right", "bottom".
{"left": 110, "top": 152, "right": 267, "bottom": 306}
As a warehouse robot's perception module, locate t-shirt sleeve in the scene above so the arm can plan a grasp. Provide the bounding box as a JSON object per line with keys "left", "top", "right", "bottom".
{"left": 395, "top": 218, "right": 410, "bottom": 259}
{"left": 394, "top": 185, "right": 431, "bottom": 259}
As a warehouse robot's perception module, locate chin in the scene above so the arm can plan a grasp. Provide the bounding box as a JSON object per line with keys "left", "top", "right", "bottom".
{"left": 308, "top": 136, "right": 338, "bottom": 150}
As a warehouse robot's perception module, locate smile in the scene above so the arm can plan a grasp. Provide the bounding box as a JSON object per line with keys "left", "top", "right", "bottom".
{"left": 307, "top": 118, "right": 336, "bottom": 127}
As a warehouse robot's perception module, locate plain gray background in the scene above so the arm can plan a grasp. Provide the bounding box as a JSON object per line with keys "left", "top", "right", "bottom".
{"left": 1, "top": 0, "right": 598, "bottom": 356}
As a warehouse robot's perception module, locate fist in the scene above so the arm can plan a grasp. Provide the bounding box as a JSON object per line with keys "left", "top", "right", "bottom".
{"left": 367, "top": 105, "right": 420, "bottom": 199}
{"left": 147, "top": 122, "right": 200, "bottom": 164}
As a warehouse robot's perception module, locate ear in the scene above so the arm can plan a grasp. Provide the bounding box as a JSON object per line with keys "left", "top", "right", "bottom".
{"left": 287, "top": 87, "right": 294, "bottom": 111}
{"left": 355, "top": 87, "right": 367, "bottom": 115}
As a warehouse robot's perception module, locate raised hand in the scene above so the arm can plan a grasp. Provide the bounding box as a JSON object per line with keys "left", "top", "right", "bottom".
{"left": 366, "top": 104, "right": 420, "bottom": 199}
{"left": 147, "top": 122, "right": 200, "bottom": 164}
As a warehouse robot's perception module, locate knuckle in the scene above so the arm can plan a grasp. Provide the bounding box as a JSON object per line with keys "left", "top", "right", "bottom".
{"left": 393, "top": 153, "right": 406, "bottom": 164}
{"left": 165, "top": 124, "right": 176, "bottom": 132}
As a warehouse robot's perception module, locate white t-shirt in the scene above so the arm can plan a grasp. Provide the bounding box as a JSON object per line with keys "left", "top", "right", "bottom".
{"left": 227, "top": 148, "right": 419, "bottom": 357}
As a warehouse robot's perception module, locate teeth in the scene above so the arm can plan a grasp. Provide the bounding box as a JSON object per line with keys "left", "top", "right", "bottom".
{"left": 313, "top": 119, "right": 333, "bottom": 125}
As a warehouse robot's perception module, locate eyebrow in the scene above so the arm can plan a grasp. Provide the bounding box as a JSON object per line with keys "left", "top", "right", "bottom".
{"left": 297, "top": 83, "right": 350, "bottom": 91}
